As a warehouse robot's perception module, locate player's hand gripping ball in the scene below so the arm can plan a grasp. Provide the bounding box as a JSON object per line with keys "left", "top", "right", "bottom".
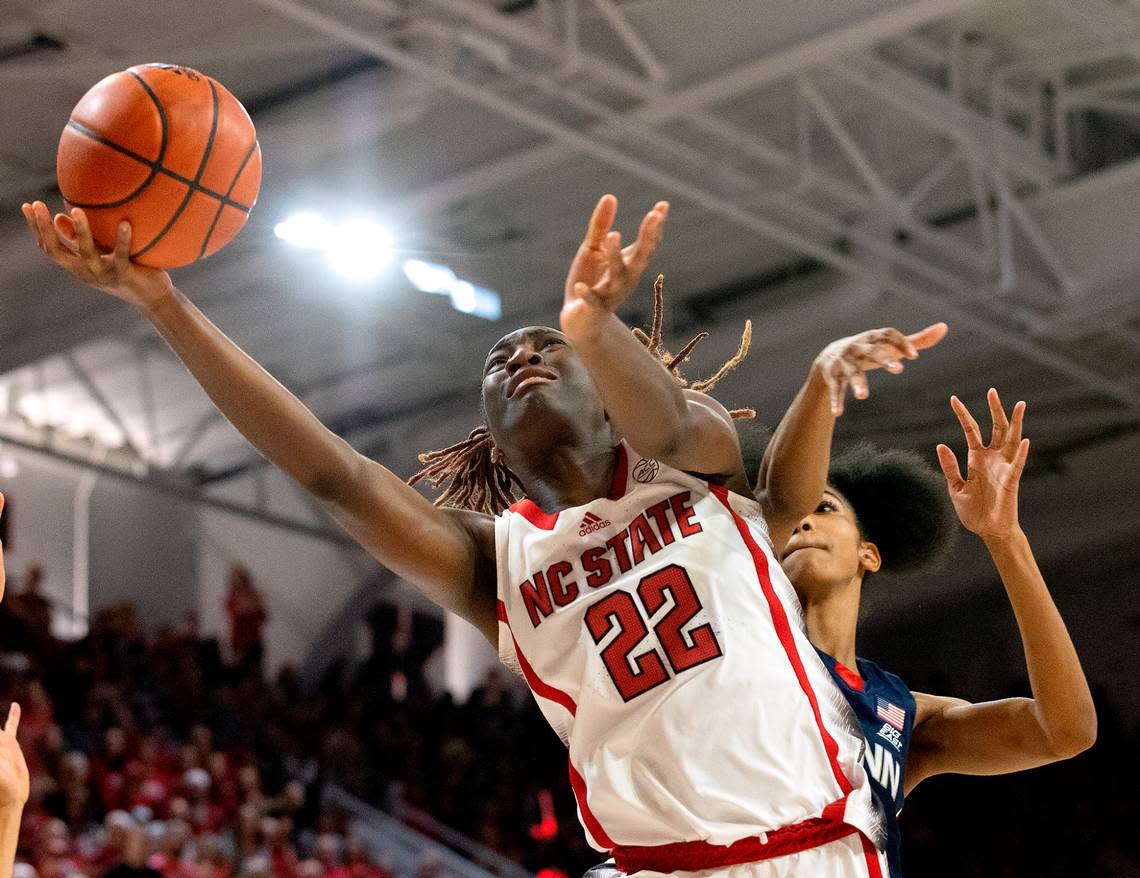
{"left": 56, "top": 63, "right": 261, "bottom": 269}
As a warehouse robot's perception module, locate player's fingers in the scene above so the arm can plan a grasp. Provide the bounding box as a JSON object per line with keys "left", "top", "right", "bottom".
{"left": 950, "top": 395, "right": 985, "bottom": 450}
{"left": 1010, "top": 438, "right": 1030, "bottom": 483}
{"left": 628, "top": 204, "right": 667, "bottom": 271}
{"left": 906, "top": 322, "right": 949, "bottom": 355}
{"left": 604, "top": 230, "right": 624, "bottom": 284}
{"left": 850, "top": 370, "right": 870, "bottom": 400}
{"left": 35, "top": 203, "right": 77, "bottom": 262}
{"left": 4, "top": 702, "right": 19, "bottom": 736}
{"left": 936, "top": 444, "right": 966, "bottom": 491}
{"left": 1007, "top": 399, "right": 1026, "bottom": 452}
{"left": 584, "top": 194, "right": 618, "bottom": 247}
{"left": 871, "top": 327, "right": 913, "bottom": 358}
{"left": 827, "top": 366, "right": 848, "bottom": 416}
{"left": 69, "top": 208, "right": 100, "bottom": 260}
{"left": 862, "top": 342, "right": 908, "bottom": 373}
{"left": 21, "top": 203, "right": 44, "bottom": 250}
{"left": 112, "top": 222, "right": 133, "bottom": 274}
{"left": 987, "top": 387, "right": 1009, "bottom": 448}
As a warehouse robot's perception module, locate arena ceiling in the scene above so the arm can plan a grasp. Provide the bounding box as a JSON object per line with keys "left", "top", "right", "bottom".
{"left": 2, "top": 0, "right": 1140, "bottom": 616}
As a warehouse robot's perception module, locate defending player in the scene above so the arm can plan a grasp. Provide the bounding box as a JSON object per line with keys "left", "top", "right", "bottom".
{"left": 23, "top": 194, "right": 942, "bottom": 875}
{"left": 779, "top": 392, "right": 1095, "bottom": 876}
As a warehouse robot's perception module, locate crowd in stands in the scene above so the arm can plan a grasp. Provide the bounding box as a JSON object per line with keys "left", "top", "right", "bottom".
{"left": 0, "top": 564, "right": 1136, "bottom": 877}
{"left": 0, "top": 566, "right": 589, "bottom": 878}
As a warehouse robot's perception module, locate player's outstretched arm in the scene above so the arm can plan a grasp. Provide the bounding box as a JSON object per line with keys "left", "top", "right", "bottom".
{"left": 0, "top": 702, "right": 28, "bottom": 878}
{"left": 905, "top": 390, "right": 1095, "bottom": 794}
{"left": 756, "top": 324, "right": 947, "bottom": 551}
{"left": 22, "top": 203, "right": 497, "bottom": 641}
{"left": 560, "top": 194, "right": 744, "bottom": 481}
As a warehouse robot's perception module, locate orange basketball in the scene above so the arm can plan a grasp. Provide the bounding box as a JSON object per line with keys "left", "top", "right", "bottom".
{"left": 56, "top": 63, "right": 262, "bottom": 269}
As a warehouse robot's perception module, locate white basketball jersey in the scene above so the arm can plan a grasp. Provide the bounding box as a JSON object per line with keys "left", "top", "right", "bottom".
{"left": 495, "top": 442, "right": 883, "bottom": 853}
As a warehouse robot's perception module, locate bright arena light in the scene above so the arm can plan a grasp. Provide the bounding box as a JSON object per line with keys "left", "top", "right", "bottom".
{"left": 402, "top": 259, "right": 501, "bottom": 320}
{"left": 403, "top": 259, "right": 457, "bottom": 294}
{"left": 273, "top": 212, "right": 332, "bottom": 249}
{"left": 325, "top": 219, "right": 394, "bottom": 281}
{"left": 276, "top": 211, "right": 501, "bottom": 317}
{"left": 449, "top": 280, "right": 477, "bottom": 313}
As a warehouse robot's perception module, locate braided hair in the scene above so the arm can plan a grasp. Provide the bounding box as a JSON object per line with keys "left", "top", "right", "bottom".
{"left": 409, "top": 275, "right": 755, "bottom": 515}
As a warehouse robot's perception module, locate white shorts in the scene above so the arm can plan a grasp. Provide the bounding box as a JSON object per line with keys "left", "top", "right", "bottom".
{"left": 622, "top": 834, "right": 888, "bottom": 878}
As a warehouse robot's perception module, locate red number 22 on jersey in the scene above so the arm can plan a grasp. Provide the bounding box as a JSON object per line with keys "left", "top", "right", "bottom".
{"left": 584, "top": 564, "right": 723, "bottom": 701}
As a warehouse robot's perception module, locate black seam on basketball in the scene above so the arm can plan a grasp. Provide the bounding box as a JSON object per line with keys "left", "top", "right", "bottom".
{"left": 128, "top": 70, "right": 169, "bottom": 166}
{"left": 199, "top": 135, "right": 258, "bottom": 259}
{"left": 63, "top": 122, "right": 252, "bottom": 214}
{"left": 134, "top": 78, "right": 221, "bottom": 259}
{"left": 62, "top": 121, "right": 160, "bottom": 209}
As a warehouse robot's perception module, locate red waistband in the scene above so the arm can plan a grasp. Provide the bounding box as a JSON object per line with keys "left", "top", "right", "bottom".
{"left": 611, "top": 817, "right": 856, "bottom": 874}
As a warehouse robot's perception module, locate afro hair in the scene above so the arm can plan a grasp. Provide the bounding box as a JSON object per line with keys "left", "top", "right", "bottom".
{"left": 827, "top": 442, "right": 956, "bottom": 573}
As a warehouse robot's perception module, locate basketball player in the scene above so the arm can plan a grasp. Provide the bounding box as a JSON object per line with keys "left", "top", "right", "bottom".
{"left": 780, "top": 391, "right": 1095, "bottom": 876}
{"left": 23, "top": 194, "right": 943, "bottom": 875}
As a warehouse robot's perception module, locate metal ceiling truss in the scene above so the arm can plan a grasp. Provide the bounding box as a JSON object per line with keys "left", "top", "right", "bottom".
{"left": 250, "top": 0, "right": 1140, "bottom": 412}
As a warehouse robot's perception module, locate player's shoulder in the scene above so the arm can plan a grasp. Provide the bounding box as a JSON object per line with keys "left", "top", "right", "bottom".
{"left": 856, "top": 657, "right": 914, "bottom": 703}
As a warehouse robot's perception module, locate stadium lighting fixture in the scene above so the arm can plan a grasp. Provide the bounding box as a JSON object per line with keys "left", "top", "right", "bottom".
{"left": 275, "top": 212, "right": 501, "bottom": 317}
{"left": 273, "top": 212, "right": 332, "bottom": 249}
{"left": 403, "top": 259, "right": 457, "bottom": 294}
{"left": 401, "top": 259, "right": 502, "bottom": 320}
{"left": 325, "top": 218, "right": 394, "bottom": 281}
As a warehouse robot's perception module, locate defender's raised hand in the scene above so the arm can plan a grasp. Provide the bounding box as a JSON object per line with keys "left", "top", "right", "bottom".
{"left": 561, "top": 194, "right": 668, "bottom": 337}
{"left": 21, "top": 201, "right": 174, "bottom": 311}
{"left": 815, "top": 323, "right": 948, "bottom": 415}
{"left": 936, "top": 389, "right": 1030, "bottom": 540}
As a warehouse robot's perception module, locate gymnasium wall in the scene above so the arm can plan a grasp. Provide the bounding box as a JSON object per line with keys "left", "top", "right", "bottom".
{"left": 89, "top": 477, "right": 198, "bottom": 632}
{"left": 0, "top": 443, "right": 197, "bottom": 634}
{"left": 0, "top": 447, "right": 78, "bottom": 629}
{"left": 0, "top": 444, "right": 372, "bottom": 674}
{"left": 197, "top": 466, "right": 372, "bottom": 673}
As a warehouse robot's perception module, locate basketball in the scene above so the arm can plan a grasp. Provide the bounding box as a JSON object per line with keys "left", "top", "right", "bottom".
{"left": 56, "top": 63, "right": 261, "bottom": 269}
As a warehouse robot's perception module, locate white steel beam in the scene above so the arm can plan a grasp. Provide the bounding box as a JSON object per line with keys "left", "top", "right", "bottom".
{"left": 587, "top": 0, "right": 668, "bottom": 82}
{"left": 62, "top": 351, "right": 147, "bottom": 464}
{"left": 833, "top": 55, "right": 1056, "bottom": 184}
{"left": 797, "top": 76, "right": 899, "bottom": 208}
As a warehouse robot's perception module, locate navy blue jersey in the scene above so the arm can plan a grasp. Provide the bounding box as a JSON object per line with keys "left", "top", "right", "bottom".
{"left": 817, "top": 649, "right": 915, "bottom": 878}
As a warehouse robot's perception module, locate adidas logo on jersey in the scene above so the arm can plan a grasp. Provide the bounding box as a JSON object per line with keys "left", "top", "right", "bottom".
{"left": 579, "top": 512, "right": 612, "bottom": 536}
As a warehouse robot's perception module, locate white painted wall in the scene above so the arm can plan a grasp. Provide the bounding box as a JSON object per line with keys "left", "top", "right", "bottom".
{"left": 0, "top": 445, "right": 78, "bottom": 624}
{"left": 198, "top": 467, "right": 371, "bottom": 673}
{"left": 0, "top": 443, "right": 197, "bottom": 634}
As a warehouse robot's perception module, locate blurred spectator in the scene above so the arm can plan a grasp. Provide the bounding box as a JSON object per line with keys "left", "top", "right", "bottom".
{"left": 104, "top": 825, "right": 159, "bottom": 878}
{"left": 224, "top": 568, "right": 267, "bottom": 672}
{"left": 9, "top": 566, "right": 52, "bottom": 640}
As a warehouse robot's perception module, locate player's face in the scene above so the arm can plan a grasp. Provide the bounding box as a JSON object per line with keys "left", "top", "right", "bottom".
{"left": 481, "top": 326, "right": 607, "bottom": 451}
{"left": 780, "top": 488, "right": 868, "bottom": 592}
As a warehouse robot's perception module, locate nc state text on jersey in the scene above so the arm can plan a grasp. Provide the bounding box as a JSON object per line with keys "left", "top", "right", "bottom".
{"left": 519, "top": 491, "right": 704, "bottom": 628}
